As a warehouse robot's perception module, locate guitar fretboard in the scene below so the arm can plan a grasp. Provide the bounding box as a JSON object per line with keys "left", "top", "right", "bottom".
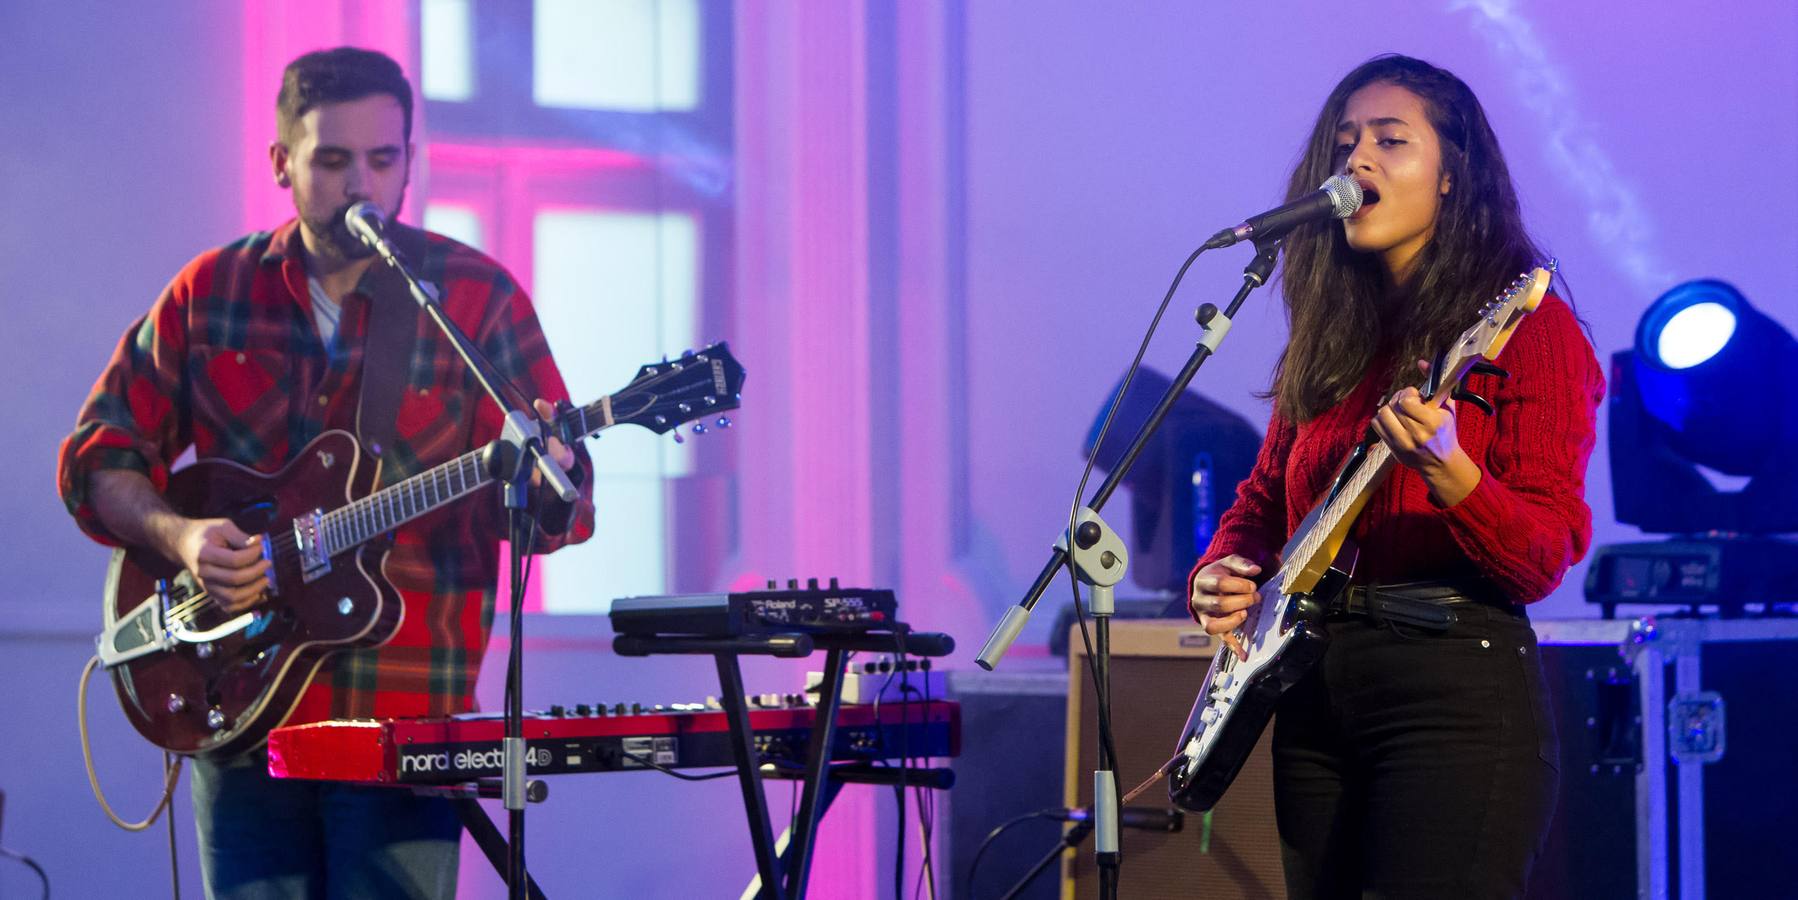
{"left": 319, "top": 451, "right": 495, "bottom": 555}
{"left": 315, "top": 396, "right": 617, "bottom": 555}
{"left": 1284, "top": 441, "right": 1397, "bottom": 590}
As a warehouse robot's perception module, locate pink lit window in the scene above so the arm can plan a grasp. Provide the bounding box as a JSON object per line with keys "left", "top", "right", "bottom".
{"left": 421, "top": 0, "right": 733, "bottom": 613}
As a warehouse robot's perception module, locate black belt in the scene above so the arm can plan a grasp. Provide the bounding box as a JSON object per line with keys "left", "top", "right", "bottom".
{"left": 1328, "top": 579, "right": 1513, "bottom": 631}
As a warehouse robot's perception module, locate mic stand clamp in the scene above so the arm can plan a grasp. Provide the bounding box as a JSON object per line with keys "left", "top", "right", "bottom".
{"left": 1060, "top": 507, "right": 1128, "bottom": 900}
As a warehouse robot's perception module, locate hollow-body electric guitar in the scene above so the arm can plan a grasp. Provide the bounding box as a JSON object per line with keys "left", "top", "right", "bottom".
{"left": 96, "top": 344, "right": 745, "bottom": 758}
{"left": 1167, "top": 267, "right": 1553, "bottom": 811}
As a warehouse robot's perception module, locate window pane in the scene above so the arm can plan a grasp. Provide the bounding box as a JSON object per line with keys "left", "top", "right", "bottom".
{"left": 532, "top": 0, "right": 700, "bottom": 111}
{"left": 423, "top": 202, "right": 485, "bottom": 250}
{"left": 531, "top": 209, "right": 700, "bottom": 613}
{"left": 422, "top": 0, "right": 475, "bottom": 101}
{"left": 541, "top": 477, "right": 666, "bottom": 612}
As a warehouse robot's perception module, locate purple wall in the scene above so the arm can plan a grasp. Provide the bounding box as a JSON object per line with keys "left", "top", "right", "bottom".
{"left": 3, "top": 2, "right": 1794, "bottom": 897}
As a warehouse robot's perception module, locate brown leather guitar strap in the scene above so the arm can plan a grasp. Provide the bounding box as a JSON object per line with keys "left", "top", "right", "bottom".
{"left": 354, "top": 222, "right": 427, "bottom": 480}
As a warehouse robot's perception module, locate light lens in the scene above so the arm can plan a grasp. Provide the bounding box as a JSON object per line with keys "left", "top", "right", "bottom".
{"left": 1654, "top": 301, "right": 1737, "bottom": 369}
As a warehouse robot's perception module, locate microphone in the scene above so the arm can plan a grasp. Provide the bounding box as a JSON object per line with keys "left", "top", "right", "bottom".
{"left": 344, "top": 201, "right": 395, "bottom": 259}
{"left": 1053, "top": 806, "right": 1184, "bottom": 832}
{"left": 1202, "top": 174, "right": 1363, "bottom": 250}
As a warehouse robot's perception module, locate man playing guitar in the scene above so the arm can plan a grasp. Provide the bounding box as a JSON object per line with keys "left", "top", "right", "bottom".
{"left": 57, "top": 47, "right": 595, "bottom": 899}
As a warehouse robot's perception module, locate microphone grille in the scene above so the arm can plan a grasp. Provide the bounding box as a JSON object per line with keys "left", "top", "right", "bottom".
{"left": 1320, "top": 174, "right": 1363, "bottom": 218}
{"left": 346, "top": 201, "right": 384, "bottom": 226}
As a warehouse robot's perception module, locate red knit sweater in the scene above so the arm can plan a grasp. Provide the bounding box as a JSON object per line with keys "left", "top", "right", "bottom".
{"left": 1193, "top": 294, "right": 1605, "bottom": 605}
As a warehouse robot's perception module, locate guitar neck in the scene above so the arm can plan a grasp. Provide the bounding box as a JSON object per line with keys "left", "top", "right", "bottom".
{"left": 318, "top": 448, "right": 497, "bottom": 554}
{"left": 317, "top": 396, "right": 618, "bottom": 555}
{"left": 1281, "top": 440, "right": 1399, "bottom": 594}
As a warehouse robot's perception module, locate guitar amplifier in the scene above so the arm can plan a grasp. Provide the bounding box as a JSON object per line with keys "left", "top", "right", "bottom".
{"left": 1064, "top": 619, "right": 1285, "bottom": 898}
{"left": 1527, "top": 617, "right": 1798, "bottom": 899}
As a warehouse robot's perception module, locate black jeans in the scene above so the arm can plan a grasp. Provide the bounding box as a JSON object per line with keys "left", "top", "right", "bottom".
{"left": 1273, "top": 602, "right": 1559, "bottom": 899}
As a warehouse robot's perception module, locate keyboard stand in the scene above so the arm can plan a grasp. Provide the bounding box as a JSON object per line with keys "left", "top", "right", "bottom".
{"left": 613, "top": 629, "right": 953, "bottom": 900}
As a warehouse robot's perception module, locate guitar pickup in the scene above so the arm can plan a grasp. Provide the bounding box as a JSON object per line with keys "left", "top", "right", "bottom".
{"left": 293, "top": 509, "right": 332, "bottom": 582}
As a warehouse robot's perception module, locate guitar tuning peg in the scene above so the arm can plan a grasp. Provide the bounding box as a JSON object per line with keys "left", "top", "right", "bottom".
{"left": 716, "top": 417, "right": 732, "bottom": 428}
{"left": 692, "top": 423, "right": 708, "bottom": 435}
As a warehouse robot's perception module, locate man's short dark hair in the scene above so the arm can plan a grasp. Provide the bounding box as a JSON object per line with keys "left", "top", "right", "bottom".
{"left": 277, "top": 47, "right": 414, "bottom": 144}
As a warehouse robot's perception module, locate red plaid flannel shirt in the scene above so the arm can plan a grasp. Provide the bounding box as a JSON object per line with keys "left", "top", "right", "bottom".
{"left": 58, "top": 219, "right": 596, "bottom": 724}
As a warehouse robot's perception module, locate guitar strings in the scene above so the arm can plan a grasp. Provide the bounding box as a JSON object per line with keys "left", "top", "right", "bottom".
{"left": 157, "top": 356, "right": 719, "bottom": 627}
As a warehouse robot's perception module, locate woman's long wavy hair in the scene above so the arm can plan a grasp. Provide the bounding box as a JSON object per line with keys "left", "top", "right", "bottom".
{"left": 1268, "top": 54, "right": 1548, "bottom": 422}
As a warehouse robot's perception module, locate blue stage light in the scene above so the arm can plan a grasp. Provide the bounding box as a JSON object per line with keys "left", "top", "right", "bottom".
{"left": 1611, "top": 279, "right": 1798, "bottom": 534}
{"left": 1630, "top": 280, "right": 1795, "bottom": 477}
{"left": 1591, "top": 279, "right": 1798, "bottom": 616}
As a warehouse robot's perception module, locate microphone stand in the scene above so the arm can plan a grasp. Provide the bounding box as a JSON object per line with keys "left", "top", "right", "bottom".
{"left": 975, "top": 237, "right": 1282, "bottom": 900}
{"left": 362, "top": 226, "right": 576, "bottom": 900}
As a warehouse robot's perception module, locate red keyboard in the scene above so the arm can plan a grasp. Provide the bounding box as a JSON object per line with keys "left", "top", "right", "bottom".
{"left": 268, "top": 700, "right": 959, "bottom": 785}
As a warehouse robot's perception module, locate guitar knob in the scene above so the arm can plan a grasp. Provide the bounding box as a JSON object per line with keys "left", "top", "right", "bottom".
{"left": 166, "top": 694, "right": 187, "bottom": 714}
{"left": 206, "top": 708, "right": 228, "bottom": 730}
{"left": 195, "top": 642, "right": 215, "bottom": 659}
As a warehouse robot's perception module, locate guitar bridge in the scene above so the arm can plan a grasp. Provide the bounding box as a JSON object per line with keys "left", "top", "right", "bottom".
{"left": 293, "top": 509, "right": 332, "bottom": 582}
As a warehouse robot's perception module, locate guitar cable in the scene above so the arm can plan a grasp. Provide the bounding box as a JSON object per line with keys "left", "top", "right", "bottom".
{"left": 77, "top": 653, "right": 186, "bottom": 899}
{"left": 76, "top": 655, "right": 185, "bottom": 832}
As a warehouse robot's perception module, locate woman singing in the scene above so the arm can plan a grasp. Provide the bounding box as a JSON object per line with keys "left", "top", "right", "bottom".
{"left": 1187, "top": 55, "right": 1604, "bottom": 897}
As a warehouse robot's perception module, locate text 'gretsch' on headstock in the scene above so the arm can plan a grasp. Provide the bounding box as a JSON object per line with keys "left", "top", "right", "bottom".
{"left": 557, "top": 341, "right": 747, "bottom": 444}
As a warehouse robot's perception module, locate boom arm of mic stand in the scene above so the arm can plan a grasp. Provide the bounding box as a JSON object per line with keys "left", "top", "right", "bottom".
{"left": 975, "top": 240, "right": 1282, "bottom": 670}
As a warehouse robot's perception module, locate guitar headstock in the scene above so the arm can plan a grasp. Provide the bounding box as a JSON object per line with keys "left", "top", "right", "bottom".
{"left": 1426, "top": 262, "right": 1555, "bottom": 399}
{"left": 560, "top": 341, "right": 746, "bottom": 439}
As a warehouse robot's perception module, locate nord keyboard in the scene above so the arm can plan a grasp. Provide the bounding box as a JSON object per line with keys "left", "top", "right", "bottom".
{"left": 268, "top": 700, "right": 959, "bottom": 785}
{"left": 609, "top": 581, "right": 897, "bottom": 637}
